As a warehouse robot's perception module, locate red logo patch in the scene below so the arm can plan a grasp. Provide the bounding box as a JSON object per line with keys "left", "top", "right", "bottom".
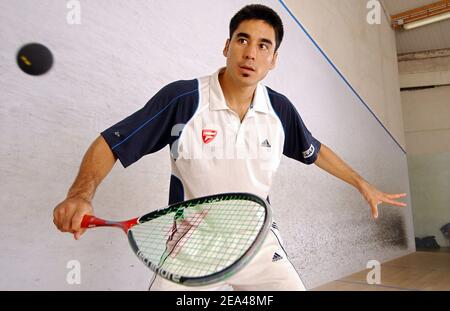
{"left": 202, "top": 129, "right": 217, "bottom": 144}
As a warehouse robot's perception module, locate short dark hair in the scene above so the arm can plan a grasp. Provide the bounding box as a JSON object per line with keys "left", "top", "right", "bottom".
{"left": 229, "top": 4, "right": 284, "bottom": 52}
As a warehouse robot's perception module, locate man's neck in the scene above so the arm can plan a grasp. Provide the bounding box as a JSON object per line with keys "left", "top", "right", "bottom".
{"left": 219, "top": 69, "right": 256, "bottom": 121}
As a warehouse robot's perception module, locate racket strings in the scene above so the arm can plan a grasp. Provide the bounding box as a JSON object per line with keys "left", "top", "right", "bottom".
{"left": 130, "top": 196, "right": 266, "bottom": 277}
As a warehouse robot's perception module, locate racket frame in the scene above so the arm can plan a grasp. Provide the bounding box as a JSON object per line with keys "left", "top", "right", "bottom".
{"left": 129, "top": 192, "right": 272, "bottom": 286}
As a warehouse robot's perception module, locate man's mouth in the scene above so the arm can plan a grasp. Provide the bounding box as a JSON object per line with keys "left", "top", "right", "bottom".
{"left": 240, "top": 65, "right": 255, "bottom": 72}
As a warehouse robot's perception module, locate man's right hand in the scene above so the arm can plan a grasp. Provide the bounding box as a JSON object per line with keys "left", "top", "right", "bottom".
{"left": 53, "top": 197, "right": 93, "bottom": 240}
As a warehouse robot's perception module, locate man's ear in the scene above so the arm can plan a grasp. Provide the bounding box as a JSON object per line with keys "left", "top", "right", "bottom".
{"left": 223, "top": 39, "right": 230, "bottom": 57}
{"left": 269, "top": 51, "right": 278, "bottom": 70}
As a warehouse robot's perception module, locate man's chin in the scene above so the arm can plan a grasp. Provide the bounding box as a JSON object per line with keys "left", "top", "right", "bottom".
{"left": 236, "top": 74, "right": 259, "bottom": 86}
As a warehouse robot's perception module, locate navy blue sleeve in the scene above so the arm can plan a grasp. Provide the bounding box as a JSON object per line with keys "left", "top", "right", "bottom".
{"left": 268, "top": 88, "right": 321, "bottom": 165}
{"left": 101, "top": 79, "right": 199, "bottom": 168}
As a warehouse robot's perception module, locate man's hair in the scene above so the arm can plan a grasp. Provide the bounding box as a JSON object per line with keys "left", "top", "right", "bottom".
{"left": 229, "top": 4, "right": 284, "bottom": 52}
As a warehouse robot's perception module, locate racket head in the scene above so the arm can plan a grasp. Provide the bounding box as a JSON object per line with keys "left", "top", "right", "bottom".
{"left": 127, "top": 192, "right": 272, "bottom": 286}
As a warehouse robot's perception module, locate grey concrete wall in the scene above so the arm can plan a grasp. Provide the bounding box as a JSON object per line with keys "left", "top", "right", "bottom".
{"left": 0, "top": 0, "right": 414, "bottom": 290}
{"left": 399, "top": 50, "right": 450, "bottom": 88}
{"left": 284, "top": 0, "right": 406, "bottom": 150}
{"left": 406, "top": 152, "right": 450, "bottom": 248}
{"left": 401, "top": 85, "right": 450, "bottom": 247}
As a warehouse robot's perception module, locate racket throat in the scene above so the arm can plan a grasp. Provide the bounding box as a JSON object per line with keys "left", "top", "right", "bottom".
{"left": 107, "top": 220, "right": 133, "bottom": 233}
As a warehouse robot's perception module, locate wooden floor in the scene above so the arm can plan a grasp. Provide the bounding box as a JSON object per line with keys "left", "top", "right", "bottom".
{"left": 313, "top": 248, "right": 450, "bottom": 291}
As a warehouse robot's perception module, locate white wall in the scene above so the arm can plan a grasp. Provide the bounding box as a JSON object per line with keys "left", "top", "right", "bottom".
{"left": 0, "top": 0, "right": 414, "bottom": 290}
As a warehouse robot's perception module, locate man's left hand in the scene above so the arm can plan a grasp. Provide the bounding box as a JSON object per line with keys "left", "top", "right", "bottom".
{"left": 358, "top": 181, "right": 407, "bottom": 219}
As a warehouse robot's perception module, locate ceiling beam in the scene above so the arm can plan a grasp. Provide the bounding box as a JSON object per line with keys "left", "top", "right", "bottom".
{"left": 398, "top": 48, "right": 450, "bottom": 61}
{"left": 391, "top": 0, "right": 450, "bottom": 30}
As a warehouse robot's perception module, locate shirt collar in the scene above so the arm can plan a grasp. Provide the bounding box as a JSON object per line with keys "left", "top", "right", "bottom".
{"left": 209, "top": 67, "right": 269, "bottom": 114}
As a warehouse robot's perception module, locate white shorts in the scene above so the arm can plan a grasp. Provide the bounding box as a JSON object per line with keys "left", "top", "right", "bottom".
{"left": 148, "top": 222, "right": 306, "bottom": 291}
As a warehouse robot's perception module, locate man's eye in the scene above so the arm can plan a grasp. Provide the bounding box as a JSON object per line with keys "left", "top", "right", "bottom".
{"left": 260, "top": 44, "right": 268, "bottom": 50}
{"left": 239, "top": 38, "right": 247, "bottom": 44}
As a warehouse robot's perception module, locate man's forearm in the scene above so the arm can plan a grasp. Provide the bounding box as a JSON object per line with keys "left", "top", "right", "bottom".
{"left": 314, "top": 144, "right": 366, "bottom": 191}
{"left": 67, "top": 135, "right": 117, "bottom": 202}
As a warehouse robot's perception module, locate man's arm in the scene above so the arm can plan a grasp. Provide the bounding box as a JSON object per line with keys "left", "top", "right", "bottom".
{"left": 53, "top": 135, "right": 117, "bottom": 239}
{"left": 313, "top": 143, "right": 407, "bottom": 219}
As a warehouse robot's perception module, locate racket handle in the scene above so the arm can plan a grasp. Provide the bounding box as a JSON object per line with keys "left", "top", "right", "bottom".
{"left": 80, "top": 215, "right": 138, "bottom": 233}
{"left": 81, "top": 215, "right": 106, "bottom": 228}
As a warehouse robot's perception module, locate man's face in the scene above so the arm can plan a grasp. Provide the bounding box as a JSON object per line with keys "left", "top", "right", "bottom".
{"left": 223, "top": 19, "right": 278, "bottom": 87}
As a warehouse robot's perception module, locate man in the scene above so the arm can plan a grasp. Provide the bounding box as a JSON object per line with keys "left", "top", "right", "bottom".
{"left": 53, "top": 4, "right": 407, "bottom": 290}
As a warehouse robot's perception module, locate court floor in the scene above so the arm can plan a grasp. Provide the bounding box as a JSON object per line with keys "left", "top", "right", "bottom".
{"left": 313, "top": 248, "right": 450, "bottom": 291}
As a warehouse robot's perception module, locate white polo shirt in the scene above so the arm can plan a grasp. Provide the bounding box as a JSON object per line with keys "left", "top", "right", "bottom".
{"left": 102, "top": 67, "right": 321, "bottom": 204}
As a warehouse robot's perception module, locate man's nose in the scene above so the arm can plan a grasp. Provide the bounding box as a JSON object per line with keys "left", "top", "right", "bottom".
{"left": 244, "top": 44, "right": 257, "bottom": 60}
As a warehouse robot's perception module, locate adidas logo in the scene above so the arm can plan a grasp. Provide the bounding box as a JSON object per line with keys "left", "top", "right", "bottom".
{"left": 272, "top": 252, "right": 283, "bottom": 262}
{"left": 261, "top": 139, "right": 271, "bottom": 148}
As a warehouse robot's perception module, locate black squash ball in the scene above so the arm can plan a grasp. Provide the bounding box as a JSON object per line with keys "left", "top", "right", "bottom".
{"left": 17, "top": 43, "right": 53, "bottom": 76}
